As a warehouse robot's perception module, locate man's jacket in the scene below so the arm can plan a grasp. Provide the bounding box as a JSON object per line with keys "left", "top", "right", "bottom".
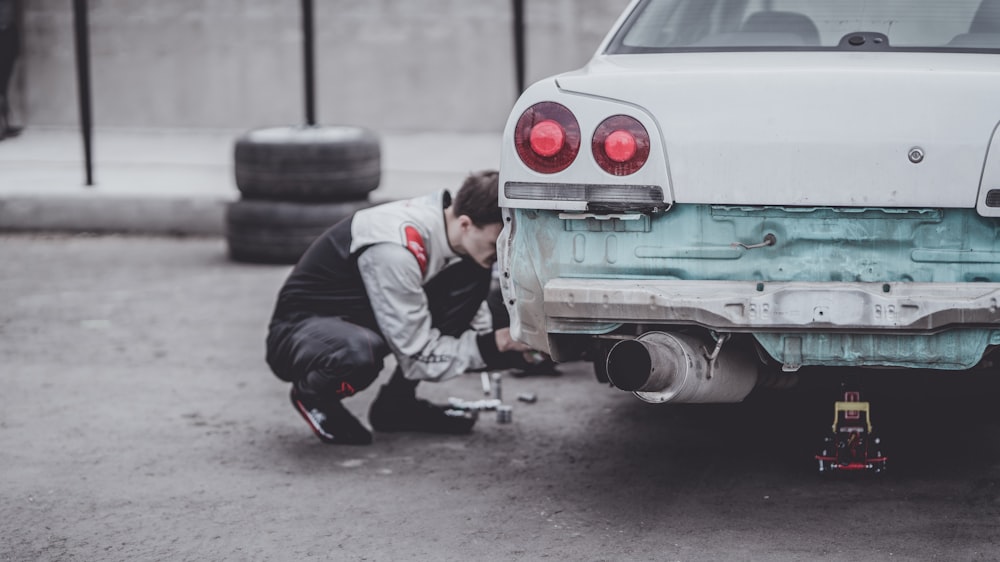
{"left": 271, "top": 190, "right": 496, "bottom": 381}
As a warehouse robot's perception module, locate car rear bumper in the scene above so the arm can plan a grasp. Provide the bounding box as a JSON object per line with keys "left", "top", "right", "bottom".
{"left": 543, "top": 278, "right": 1000, "bottom": 333}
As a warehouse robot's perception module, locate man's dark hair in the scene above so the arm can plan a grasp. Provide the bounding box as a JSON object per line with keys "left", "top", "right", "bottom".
{"left": 452, "top": 170, "right": 500, "bottom": 227}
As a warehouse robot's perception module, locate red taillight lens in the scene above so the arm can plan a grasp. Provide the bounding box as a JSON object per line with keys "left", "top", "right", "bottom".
{"left": 604, "top": 130, "right": 637, "bottom": 162}
{"left": 514, "top": 102, "right": 580, "bottom": 174}
{"left": 592, "top": 115, "right": 650, "bottom": 176}
{"left": 529, "top": 119, "right": 565, "bottom": 157}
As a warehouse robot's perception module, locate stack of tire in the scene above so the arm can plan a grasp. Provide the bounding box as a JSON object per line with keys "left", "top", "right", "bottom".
{"left": 226, "top": 125, "right": 381, "bottom": 264}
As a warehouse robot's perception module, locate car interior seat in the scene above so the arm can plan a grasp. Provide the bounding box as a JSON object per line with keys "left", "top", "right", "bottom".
{"left": 949, "top": 0, "right": 1000, "bottom": 47}
{"left": 971, "top": 0, "right": 1000, "bottom": 33}
{"left": 740, "top": 11, "right": 821, "bottom": 46}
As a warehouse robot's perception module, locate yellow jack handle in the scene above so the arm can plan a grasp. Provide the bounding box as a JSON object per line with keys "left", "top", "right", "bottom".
{"left": 832, "top": 401, "right": 873, "bottom": 433}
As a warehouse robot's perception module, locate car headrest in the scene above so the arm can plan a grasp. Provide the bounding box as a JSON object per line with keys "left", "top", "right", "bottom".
{"left": 741, "top": 11, "right": 821, "bottom": 45}
{"left": 971, "top": 0, "right": 1000, "bottom": 33}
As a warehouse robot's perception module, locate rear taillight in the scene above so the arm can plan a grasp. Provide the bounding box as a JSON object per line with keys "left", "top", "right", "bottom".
{"left": 514, "top": 102, "right": 580, "bottom": 174}
{"left": 592, "top": 115, "right": 650, "bottom": 176}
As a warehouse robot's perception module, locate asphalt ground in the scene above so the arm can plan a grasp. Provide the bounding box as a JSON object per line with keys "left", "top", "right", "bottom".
{"left": 4, "top": 233, "right": 1000, "bottom": 561}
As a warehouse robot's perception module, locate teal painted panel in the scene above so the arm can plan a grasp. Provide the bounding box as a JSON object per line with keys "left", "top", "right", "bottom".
{"left": 754, "top": 331, "right": 999, "bottom": 370}
{"left": 514, "top": 206, "right": 1000, "bottom": 283}
{"left": 508, "top": 205, "right": 1000, "bottom": 367}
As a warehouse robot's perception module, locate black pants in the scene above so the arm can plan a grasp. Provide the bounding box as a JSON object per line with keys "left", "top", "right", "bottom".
{"left": 266, "top": 259, "right": 492, "bottom": 403}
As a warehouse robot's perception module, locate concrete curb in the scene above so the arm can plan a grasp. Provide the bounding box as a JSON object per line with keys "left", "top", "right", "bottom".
{"left": 0, "top": 196, "right": 228, "bottom": 236}
{"left": 0, "top": 128, "right": 504, "bottom": 236}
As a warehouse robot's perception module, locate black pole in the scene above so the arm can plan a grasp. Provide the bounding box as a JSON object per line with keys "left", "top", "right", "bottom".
{"left": 301, "top": 0, "right": 316, "bottom": 126}
{"left": 512, "top": 0, "right": 526, "bottom": 95}
{"left": 72, "top": 0, "right": 93, "bottom": 185}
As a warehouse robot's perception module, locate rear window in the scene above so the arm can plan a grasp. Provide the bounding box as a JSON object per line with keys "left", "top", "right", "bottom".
{"left": 607, "top": 0, "right": 1000, "bottom": 52}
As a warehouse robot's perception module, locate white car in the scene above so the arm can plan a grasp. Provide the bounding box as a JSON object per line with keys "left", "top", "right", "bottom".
{"left": 498, "top": 0, "right": 1000, "bottom": 404}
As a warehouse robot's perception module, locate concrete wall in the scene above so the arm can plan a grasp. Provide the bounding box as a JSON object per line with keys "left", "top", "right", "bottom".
{"left": 13, "top": 0, "right": 630, "bottom": 133}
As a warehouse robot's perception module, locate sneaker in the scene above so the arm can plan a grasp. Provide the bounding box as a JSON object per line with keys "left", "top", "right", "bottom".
{"left": 290, "top": 388, "right": 373, "bottom": 445}
{"left": 509, "top": 358, "right": 561, "bottom": 378}
{"left": 369, "top": 386, "right": 477, "bottom": 434}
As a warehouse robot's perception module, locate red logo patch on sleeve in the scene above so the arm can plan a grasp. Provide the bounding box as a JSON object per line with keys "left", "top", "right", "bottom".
{"left": 403, "top": 224, "right": 428, "bottom": 275}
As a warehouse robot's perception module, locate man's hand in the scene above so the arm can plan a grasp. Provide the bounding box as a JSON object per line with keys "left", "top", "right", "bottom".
{"left": 494, "top": 327, "right": 532, "bottom": 353}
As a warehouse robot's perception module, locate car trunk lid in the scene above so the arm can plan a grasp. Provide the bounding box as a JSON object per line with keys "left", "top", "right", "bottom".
{"left": 557, "top": 52, "right": 1000, "bottom": 208}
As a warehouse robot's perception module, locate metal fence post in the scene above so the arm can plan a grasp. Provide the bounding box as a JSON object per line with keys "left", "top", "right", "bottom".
{"left": 301, "top": 0, "right": 316, "bottom": 126}
{"left": 512, "top": 0, "right": 526, "bottom": 95}
{"left": 72, "top": 0, "right": 93, "bottom": 185}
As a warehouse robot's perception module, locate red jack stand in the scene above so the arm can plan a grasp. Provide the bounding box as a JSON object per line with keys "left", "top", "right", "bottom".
{"left": 815, "top": 390, "right": 888, "bottom": 475}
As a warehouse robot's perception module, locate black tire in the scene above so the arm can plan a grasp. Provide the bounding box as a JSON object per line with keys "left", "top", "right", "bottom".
{"left": 225, "top": 199, "right": 373, "bottom": 264}
{"left": 234, "top": 125, "right": 381, "bottom": 202}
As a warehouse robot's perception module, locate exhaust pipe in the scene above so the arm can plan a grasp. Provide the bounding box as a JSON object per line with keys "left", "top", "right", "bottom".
{"left": 605, "top": 331, "right": 757, "bottom": 403}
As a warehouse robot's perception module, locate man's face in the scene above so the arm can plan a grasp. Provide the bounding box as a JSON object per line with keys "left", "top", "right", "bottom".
{"left": 461, "top": 221, "right": 503, "bottom": 269}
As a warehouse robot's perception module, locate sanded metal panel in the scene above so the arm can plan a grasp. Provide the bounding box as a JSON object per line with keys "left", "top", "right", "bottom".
{"left": 508, "top": 205, "right": 1000, "bottom": 284}
{"left": 753, "top": 331, "right": 996, "bottom": 370}
{"left": 500, "top": 204, "right": 1000, "bottom": 364}
{"left": 542, "top": 278, "right": 1000, "bottom": 332}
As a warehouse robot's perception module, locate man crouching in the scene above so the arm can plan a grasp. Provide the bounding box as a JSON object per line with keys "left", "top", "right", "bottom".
{"left": 266, "top": 170, "right": 532, "bottom": 444}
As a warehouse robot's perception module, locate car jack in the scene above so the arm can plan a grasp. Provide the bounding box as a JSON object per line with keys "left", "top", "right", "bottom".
{"left": 815, "top": 389, "right": 888, "bottom": 475}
